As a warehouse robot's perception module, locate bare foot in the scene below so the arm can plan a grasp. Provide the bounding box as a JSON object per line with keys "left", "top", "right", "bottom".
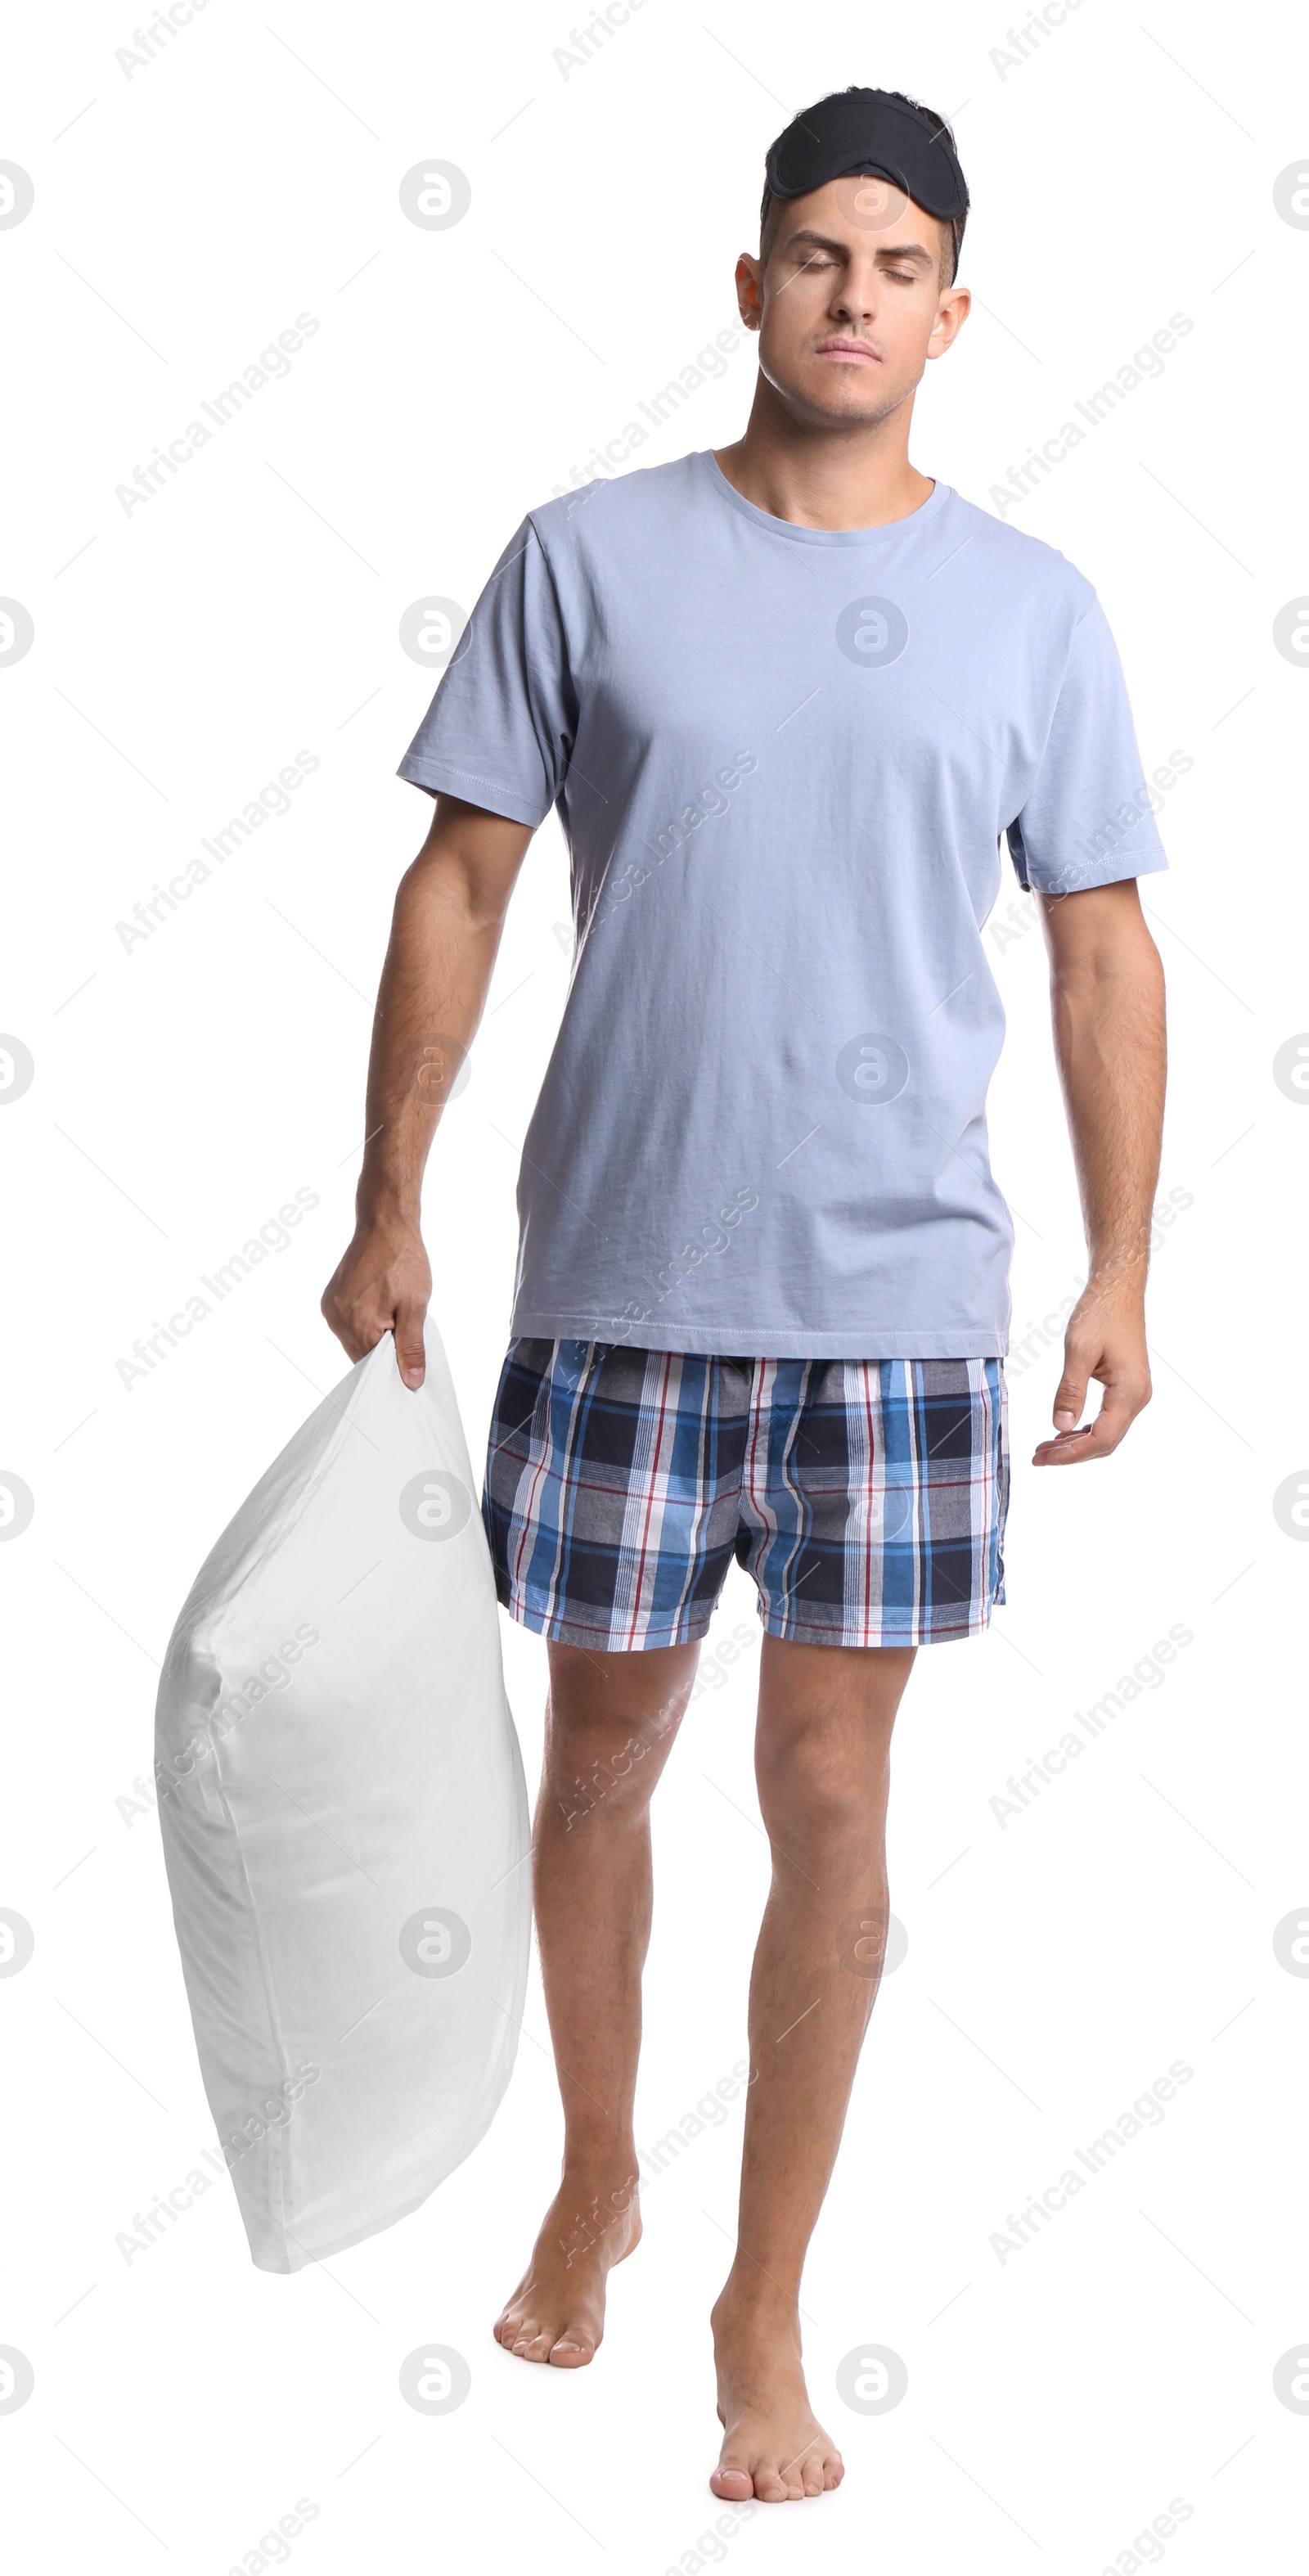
{"left": 709, "top": 2278, "right": 844, "bottom": 2501}
{"left": 492, "top": 2172, "right": 641, "bottom": 2367}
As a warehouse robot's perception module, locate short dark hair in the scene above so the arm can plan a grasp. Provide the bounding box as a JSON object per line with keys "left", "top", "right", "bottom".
{"left": 758, "top": 88, "right": 968, "bottom": 286}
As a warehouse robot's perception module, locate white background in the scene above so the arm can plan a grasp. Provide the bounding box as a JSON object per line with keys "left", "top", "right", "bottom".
{"left": 2, "top": 0, "right": 1307, "bottom": 2567}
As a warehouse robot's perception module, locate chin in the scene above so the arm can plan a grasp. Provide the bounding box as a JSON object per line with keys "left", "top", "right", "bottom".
{"left": 760, "top": 354, "right": 907, "bottom": 426}
{"left": 796, "top": 374, "right": 899, "bottom": 425}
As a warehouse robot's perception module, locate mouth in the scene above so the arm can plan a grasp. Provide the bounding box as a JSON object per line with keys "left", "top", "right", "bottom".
{"left": 813, "top": 338, "right": 881, "bottom": 366}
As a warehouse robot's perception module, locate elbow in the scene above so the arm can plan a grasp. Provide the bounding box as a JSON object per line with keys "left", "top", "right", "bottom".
{"left": 397, "top": 847, "right": 506, "bottom": 941}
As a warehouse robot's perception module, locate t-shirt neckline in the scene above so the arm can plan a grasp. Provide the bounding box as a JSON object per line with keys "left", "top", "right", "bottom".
{"left": 697, "top": 448, "right": 950, "bottom": 547}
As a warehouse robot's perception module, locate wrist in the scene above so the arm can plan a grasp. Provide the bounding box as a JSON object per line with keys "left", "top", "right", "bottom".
{"left": 1085, "top": 1230, "right": 1151, "bottom": 1296}
{"left": 355, "top": 1178, "right": 422, "bottom": 1233}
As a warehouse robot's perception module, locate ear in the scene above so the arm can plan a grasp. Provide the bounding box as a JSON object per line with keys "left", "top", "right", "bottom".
{"left": 927, "top": 285, "right": 970, "bottom": 359}
{"left": 735, "top": 252, "right": 763, "bottom": 331}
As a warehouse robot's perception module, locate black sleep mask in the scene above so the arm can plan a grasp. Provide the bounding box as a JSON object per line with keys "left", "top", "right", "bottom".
{"left": 765, "top": 88, "right": 969, "bottom": 223}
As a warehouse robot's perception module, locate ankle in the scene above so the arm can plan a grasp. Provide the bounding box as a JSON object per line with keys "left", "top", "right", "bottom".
{"left": 555, "top": 2164, "right": 641, "bottom": 2227}
{"left": 558, "top": 2141, "right": 639, "bottom": 2190}
{"left": 550, "top": 2168, "right": 641, "bottom": 2268}
{"left": 713, "top": 2262, "right": 801, "bottom": 2325}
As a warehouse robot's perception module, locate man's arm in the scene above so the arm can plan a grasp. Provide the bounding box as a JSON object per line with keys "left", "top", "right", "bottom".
{"left": 321, "top": 792, "right": 533, "bottom": 1388}
{"left": 1031, "top": 876, "right": 1166, "bottom": 1466}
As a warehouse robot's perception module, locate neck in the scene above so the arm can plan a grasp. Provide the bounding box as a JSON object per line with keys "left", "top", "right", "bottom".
{"left": 713, "top": 376, "right": 933, "bottom": 531}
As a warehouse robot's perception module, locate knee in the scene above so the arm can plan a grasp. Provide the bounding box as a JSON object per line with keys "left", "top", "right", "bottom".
{"left": 550, "top": 1715, "right": 660, "bottom": 1825}
{"left": 755, "top": 1712, "right": 890, "bottom": 1849}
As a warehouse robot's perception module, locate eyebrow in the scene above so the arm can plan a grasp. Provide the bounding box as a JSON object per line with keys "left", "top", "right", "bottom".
{"left": 784, "top": 227, "right": 936, "bottom": 267}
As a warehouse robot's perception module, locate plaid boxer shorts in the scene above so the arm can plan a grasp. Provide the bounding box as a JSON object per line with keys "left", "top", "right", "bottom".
{"left": 482, "top": 1339, "right": 1009, "bottom": 1651}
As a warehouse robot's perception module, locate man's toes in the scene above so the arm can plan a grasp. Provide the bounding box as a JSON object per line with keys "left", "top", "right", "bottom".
{"left": 753, "top": 2460, "right": 791, "bottom": 2503}
{"left": 709, "top": 2463, "right": 753, "bottom": 2502}
{"left": 823, "top": 2452, "right": 845, "bottom": 2490}
{"left": 801, "top": 2455, "right": 825, "bottom": 2497}
{"left": 548, "top": 2331, "right": 595, "bottom": 2367}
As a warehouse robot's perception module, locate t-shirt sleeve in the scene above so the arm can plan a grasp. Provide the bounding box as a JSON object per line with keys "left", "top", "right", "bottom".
{"left": 1005, "top": 597, "right": 1169, "bottom": 896}
{"left": 396, "top": 517, "right": 576, "bottom": 828}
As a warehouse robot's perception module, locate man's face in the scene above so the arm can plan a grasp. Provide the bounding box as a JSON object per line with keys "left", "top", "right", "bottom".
{"left": 736, "top": 175, "right": 969, "bottom": 429}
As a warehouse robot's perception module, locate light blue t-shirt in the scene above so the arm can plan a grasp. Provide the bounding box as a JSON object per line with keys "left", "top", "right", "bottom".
{"left": 398, "top": 452, "right": 1167, "bottom": 1358}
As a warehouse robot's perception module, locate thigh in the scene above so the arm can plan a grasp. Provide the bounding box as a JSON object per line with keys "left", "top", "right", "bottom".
{"left": 544, "top": 1637, "right": 702, "bottom": 1808}
{"left": 483, "top": 1337, "right": 749, "bottom": 1650}
{"left": 738, "top": 1356, "right": 1009, "bottom": 1648}
{"left": 755, "top": 1635, "right": 916, "bottom": 1772}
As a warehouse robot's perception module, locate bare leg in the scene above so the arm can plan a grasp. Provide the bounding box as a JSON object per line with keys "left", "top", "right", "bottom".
{"left": 493, "top": 1637, "right": 699, "bottom": 2366}
{"left": 711, "top": 1636, "right": 915, "bottom": 2500}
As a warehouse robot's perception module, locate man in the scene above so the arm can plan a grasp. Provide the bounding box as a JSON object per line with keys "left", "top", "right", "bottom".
{"left": 322, "top": 86, "right": 1167, "bottom": 2504}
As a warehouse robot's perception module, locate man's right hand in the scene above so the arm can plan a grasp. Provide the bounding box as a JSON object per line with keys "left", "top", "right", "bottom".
{"left": 321, "top": 1218, "right": 433, "bottom": 1389}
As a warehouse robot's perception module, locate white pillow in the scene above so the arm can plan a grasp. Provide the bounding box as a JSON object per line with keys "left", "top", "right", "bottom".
{"left": 155, "top": 1322, "right": 529, "bottom": 2272}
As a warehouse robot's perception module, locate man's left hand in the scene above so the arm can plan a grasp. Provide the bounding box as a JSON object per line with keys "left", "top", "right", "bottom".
{"left": 1032, "top": 1281, "right": 1153, "bottom": 1466}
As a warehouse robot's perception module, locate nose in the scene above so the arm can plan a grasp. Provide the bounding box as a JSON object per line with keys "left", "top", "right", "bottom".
{"left": 829, "top": 257, "right": 881, "bottom": 328}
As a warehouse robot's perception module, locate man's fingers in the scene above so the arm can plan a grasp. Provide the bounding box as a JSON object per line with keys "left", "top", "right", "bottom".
{"left": 1034, "top": 1306, "right": 1152, "bottom": 1466}
{"left": 321, "top": 1292, "right": 367, "bottom": 1365}
{"left": 320, "top": 1227, "right": 432, "bottom": 1382}
{"left": 394, "top": 1299, "right": 428, "bottom": 1390}
{"left": 1032, "top": 1377, "right": 1149, "bottom": 1465}
{"left": 1032, "top": 1407, "right": 1115, "bottom": 1466}
{"left": 321, "top": 1287, "right": 395, "bottom": 1368}
{"left": 1051, "top": 1363, "right": 1087, "bottom": 1432}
